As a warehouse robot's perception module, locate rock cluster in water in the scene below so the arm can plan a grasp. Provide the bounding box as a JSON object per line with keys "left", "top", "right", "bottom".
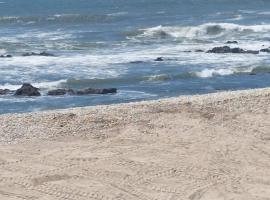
{"left": 0, "top": 55, "right": 12, "bottom": 58}
{"left": 207, "top": 46, "right": 259, "bottom": 54}
{"left": 22, "top": 52, "right": 55, "bottom": 57}
{"left": 0, "top": 84, "right": 117, "bottom": 97}
{"left": 260, "top": 48, "right": 270, "bottom": 53}
{"left": 47, "top": 88, "right": 117, "bottom": 96}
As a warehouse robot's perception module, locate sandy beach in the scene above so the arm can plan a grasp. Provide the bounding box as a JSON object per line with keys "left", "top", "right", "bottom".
{"left": 0, "top": 88, "right": 270, "bottom": 200}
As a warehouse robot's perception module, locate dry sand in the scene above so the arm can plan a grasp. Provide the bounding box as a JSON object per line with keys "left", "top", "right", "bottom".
{"left": 1, "top": 88, "right": 270, "bottom": 200}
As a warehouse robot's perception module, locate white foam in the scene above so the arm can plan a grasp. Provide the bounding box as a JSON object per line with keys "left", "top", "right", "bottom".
{"left": 258, "top": 11, "right": 270, "bottom": 15}
{"left": 228, "top": 14, "right": 244, "bottom": 21}
{"left": 0, "top": 16, "right": 18, "bottom": 21}
{"left": 17, "top": 31, "right": 73, "bottom": 41}
{"left": 196, "top": 68, "right": 235, "bottom": 78}
{"left": 0, "top": 49, "right": 6, "bottom": 54}
{"left": 0, "top": 80, "right": 67, "bottom": 90}
{"left": 107, "top": 12, "right": 128, "bottom": 17}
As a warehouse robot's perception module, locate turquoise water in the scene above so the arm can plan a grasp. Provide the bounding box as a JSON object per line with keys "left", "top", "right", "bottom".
{"left": 1, "top": 0, "right": 270, "bottom": 113}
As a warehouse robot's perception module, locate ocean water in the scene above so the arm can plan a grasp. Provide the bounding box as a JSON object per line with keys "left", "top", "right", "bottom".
{"left": 1, "top": 0, "right": 270, "bottom": 114}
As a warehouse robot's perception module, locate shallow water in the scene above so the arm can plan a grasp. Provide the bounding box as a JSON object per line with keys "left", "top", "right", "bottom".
{"left": 1, "top": 0, "right": 270, "bottom": 114}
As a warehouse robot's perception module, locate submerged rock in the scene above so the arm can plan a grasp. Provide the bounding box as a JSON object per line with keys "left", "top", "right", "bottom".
{"left": 245, "top": 50, "right": 259, "bottom": 54}
{"left": 207, "top": 46, "right": 259, "bottom": 54}
{"left": 75, "top": 88, "right": 117, "bottom": 95}
{"left": 130, "top": 61, "right": 144, "bottom": 64}
{"left": 207, "top": 46, "right": 241, "bottom": 53}
{"left": 22, "top": 51, "right": 55, "bottom": 57}
{"left": 0, "top": 89, "right": 10, "bottom": 95}
{"left": 15, "top": 83, "right": 41, "bottom": 96}
{"left": 154, "top": 57, "right": 164, "bottom": 61}
{"left": 194, "top": 49, "right": 204, "bottom": 52}
{"left": 47, "top": 89, "right": 67, "bottom": 96}
{"left": 47, "top": 88, "right": 117, "bottom": 96}
{"left": 226, "top": 41, "right": 238, "bottom": 44}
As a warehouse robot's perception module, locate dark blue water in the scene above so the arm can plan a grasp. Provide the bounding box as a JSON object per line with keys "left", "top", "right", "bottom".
{"left": 1, "top": 0, "right": 270, "bottom": 114}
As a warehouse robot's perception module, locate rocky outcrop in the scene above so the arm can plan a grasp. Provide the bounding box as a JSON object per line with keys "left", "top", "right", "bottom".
{"left": 15, "top": 83, "right": 41, "bottom": 96}
{"left": 0, "top": 89, "right": 10, "bottom": 95}
{"left": 207, "top": 46, "right": 259, "bottom": 54}
{"left": 22, "top": 52, "right": 55, "bottom": 57}
{"left": 47, "top": 88, "right": 117, "bottom": 96}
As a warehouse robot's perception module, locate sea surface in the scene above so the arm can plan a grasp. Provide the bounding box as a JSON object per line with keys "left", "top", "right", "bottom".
{"left": 1, "top": 0, "right": 270, "bottom": 114}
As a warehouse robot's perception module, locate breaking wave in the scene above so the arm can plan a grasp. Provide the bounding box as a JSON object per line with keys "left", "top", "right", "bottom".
{"left": 0, "top": 80, "right": 66, "bottom": 90}
{"left": 128, "top": 23, "right": 270, "bottom": 41}
{"left": 1, "top": 66, "right": 270, "bottom": 93}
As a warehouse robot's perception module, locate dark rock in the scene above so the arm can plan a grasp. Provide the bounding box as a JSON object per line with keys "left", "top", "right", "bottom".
{"left": 226, "top": 41, "right": 238, "bottom": 44}
{"left": 48, "top": 88, "right": 117, "bottom": 96}
{"left": 195, "top": 49, "right": 204, "bottom": 52}
{"left": 231, "top": 48, "right": 245, "bottom": 53}
{"left": 22, "top": 51, "right": 55, "bottom": 57}
{"left": 39, "top": 51, "right": 55, "bottom": 56}
{"left": 101, "top": 88, "right": 117, "bottom": 94}
{"left": 47, "top": 89, "right": 67, "bottom": 96}
{"left": 0, "top": 55, "right": 12, "bottom": 58}
{"left": 75, "top": 88, "right": 117, "bottom": 95}
{"left": 183, "top": 50, "right": 192, "bottom": 53}
{"left": 15, "top": 83, "right": 41, "bottom": 96}
{"left": 207, "top": 46, "right": 232, "bottom": 53}
{"left": 260, "top": 48, "right": 270, "bottom": 53}
{"left": 130, "top": 61, "right": 144, "bottom": 64}
{"left": 66, "top": 89, "right": 76, "bottom": 95}
{"left": 249, "top": 72, "right": 257, "bottom": 76}
{"left": 244, "top": 50, "right": 259, "bottom": 54}
{"left": 207, "top": 46, "right": 259, "bottom": 54}
{"left": 0, "top": 89, "right": 10, "bottom": 95}
{"left": 154, "top": 57, "right": 164, "bottom": 61}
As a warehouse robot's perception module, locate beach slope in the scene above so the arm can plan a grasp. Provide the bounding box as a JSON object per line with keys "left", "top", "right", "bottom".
{"left": 1, "top": 88, "right": 270, "bottom": 199}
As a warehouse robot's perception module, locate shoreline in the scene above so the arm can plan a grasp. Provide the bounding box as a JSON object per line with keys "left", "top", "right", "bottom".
{"left": 1, "top": 87, "right": 270, "bottom": 144}
{"left": 1, "top": 87, "right": 270, "bottom": 199}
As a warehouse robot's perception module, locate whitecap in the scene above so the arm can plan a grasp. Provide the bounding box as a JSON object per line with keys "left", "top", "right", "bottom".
{"left": 0, "top": 80, "right": 67, "bottom": 90}
{"left": 132, "top": 23, "right": 270, "bottom": 41}
{"left": 196, "top": 68, "right": 235, "bottom": 78}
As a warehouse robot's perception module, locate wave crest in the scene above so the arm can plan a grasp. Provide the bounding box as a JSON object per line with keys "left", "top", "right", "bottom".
{"left": 129, "top": 23, "right": 270, "bottom": 41}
